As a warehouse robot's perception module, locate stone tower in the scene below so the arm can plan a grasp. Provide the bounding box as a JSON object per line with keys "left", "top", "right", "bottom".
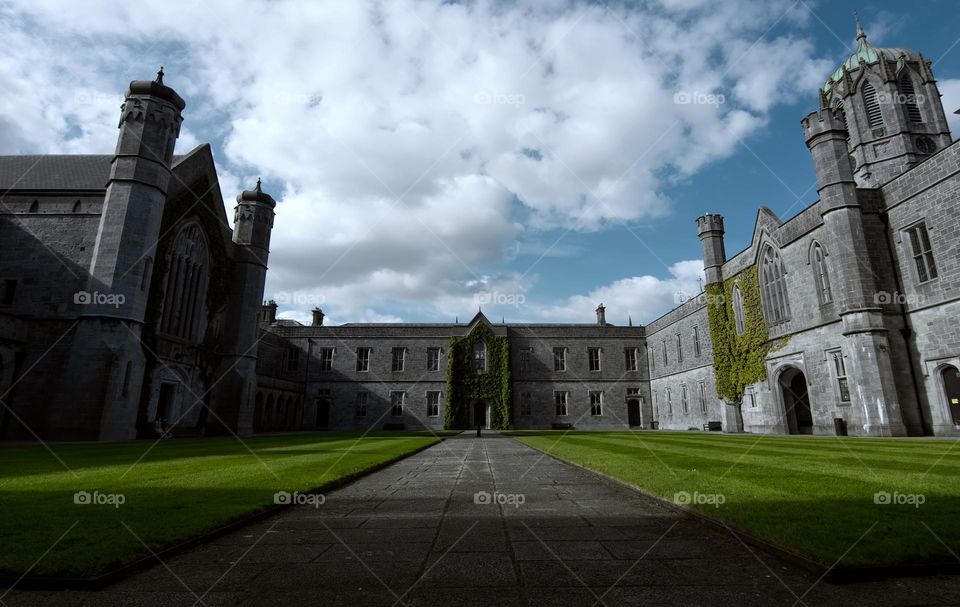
{"left": 209, "top": 180, "right": 276, "bottom": 435}
{"left": 803, "top": 98, "right": 906, "bottom": 437}
{"left": 696, "top": 213, "right": 726, "bottom": 286}
{"left": 820, "top": 20, "right": 952, "bottom": 187}
{"left": 53, "top": 70, "right": 184, "bottom": 440}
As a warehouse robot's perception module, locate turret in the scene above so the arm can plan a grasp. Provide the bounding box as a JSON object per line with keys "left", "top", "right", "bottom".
{"left": 696, "top": 213, "right": 726, "bottom": 285}
{"left": 233, "top": 178, "right": 276, "bottom": 257}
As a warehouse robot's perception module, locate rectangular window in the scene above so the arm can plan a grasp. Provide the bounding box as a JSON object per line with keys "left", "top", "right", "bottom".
{"left": 588, "top": 347, "right": 601, "bottom": 372}
{"left": 390, "top": 391, "right": 405, "bottom": 417}
{"left": 590, "top": 391, "right": 603, "bottom": 416}
{"left": 287, "top": 347, "right": 300, "bottom": 371}
{"left": 624, "top": 348, "right": 638, "bottom": 372}
{"left": 392, "top": 347, "right": 406, "bottom": 372}
{"left": 554, "top": 391, "right": 568, "bottom": 416}
{"left": 746, "top": 389, "right": 756, "bottom": 408}
{"left": 356, "top": 347, "right": 371, "bottom": 372}
{"left": 693, "top": 326, "right": 701, "bottom": 357}
{"left": 662, "top": 341, "right": 668, "bottom": 366}
{"left": 698, "top": 381, "right": 706, "bottom": 413}
{"left": 319, "top": 347, "right": 334, "bottom": 371}
{"left": 355, "top": 392, "right": 368, "bottom": 417}
{"left": 519, "top": 348, "right": 532, "bottom": 372}
{"left": 426, "top": 391, "right": 441, "bottom": 417}
{"left": 653, "top": 390, "right": 659, "bottom": 418}
{"left": 681, "top": 384, "right": 688, "bottom": 414}
{"left": 832, "top": 351, "right": 851, "bottom": 403}
{"left": 553, "top": 347, "right": 566, "bottom": 372}
{"left": 520, "top": 392, "right": 532, "bottom": 416}
{"left": 427, "top": 347, "right": 441, "bottom": 372}
{"left": 666, "top": 388, "right": 672, "bottom": 415}
{"left": 907, "top": 223, "right": 938, "bottom": 283}
{"left": 676, "top": 334, "right": 683, "bottom": 364}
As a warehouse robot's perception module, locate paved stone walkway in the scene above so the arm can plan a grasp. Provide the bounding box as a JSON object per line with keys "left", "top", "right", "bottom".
{"left": 7, "top": 432, "right": 960, "bottom": 606}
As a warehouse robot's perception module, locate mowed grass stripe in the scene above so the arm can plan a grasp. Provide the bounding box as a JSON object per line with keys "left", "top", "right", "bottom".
{"left": 513, "top": 431, "right": 960, "bottom": 567}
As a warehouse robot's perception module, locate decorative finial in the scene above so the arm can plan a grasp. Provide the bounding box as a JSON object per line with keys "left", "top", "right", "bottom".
{"left": 255, "top": 178, "right": 262, "bottom": 192}
{"left": 854, "top": 11, "right": 867, "bottom": 43}
{"left": 156, "top": 66, "right": 165, "bottom": 84}
{"left": 629, "top": 315, "right": 633, "bottom": 327}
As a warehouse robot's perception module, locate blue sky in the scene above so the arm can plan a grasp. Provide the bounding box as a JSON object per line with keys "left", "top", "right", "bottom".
{"left": 2, "top": 0, "right": 959, "bottom": 326}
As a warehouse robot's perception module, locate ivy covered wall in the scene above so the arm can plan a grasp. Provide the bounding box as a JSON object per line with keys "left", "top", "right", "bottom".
{"left": 444, "top": 324, "right": 511, "bottom": 429}
{"left": 706, "top": 265, "right": 786, "bottom": 403}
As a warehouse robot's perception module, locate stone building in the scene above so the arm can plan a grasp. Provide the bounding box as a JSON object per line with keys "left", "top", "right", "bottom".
{"left": 0, "top": 71, "right": 275, "bottom": 440}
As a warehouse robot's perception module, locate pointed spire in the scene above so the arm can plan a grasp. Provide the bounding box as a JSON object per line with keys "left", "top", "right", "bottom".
{"left": 156, "top": 66, "right": 165, "bottom": 84}
{"left": 455, "top": 315, "right": 459, "bottom": 323}
{"left": 854, "top": 11, "right": 867, "bottom": 44}
{"left": 255, "top": 178, "right": 262, "bottom": 192}
{"left": 628, "top": 315, "right": 633, "bottom": 327}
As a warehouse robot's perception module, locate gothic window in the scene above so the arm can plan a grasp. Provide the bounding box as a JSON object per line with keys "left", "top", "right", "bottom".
{"left": 732, "top": 284, "right": 746, "bottom": 335}
{"left": 698, "top": 381, "right": 706, "bottom": 413}
{"left": 666, "top": 388, "right": 672, "bottom": 415}
{"left": 426, "top": 391, "right": 441, "bottom": 417}
{"left": 916, "top": 136, "right": 935, "bottom": 154}
{"left": 833, "top": 98, "right": 847, "bottom": 128}
{"left": 589, "top": 391, "right": 603, "bottom": 416}
{"left": 862, "top": 81, "right": 883, "bottom": 129}
{"left": 519, "top": 347, "right": 532, "bottom": 372}
{"left": 898, "top": 73, "right": 923, "bottom": 122}
{"left": 355, "top": 392, "right": 368, "bottom": 417}
{"left": 554, "top": 391, "right": 568, "bottom": 416}
{"left": 676, "top": 334, "right": 683, "bottom": 363}
{"left": 811, "top": 243, "right": 832, "bottom": 304}
{"left": 681, "top": 384, "right": 688, "bottom": 414}
{"left": 906, "top": 223, "right": 938, "bottom": 283}
{"left": 473, "top": 341, "right": 486, "bottom": 373}
{"left": 760, "top": 246, "right": 790, "bottom": 325}
{"left": 161, "top": 223, "right": 208, "bottom": 341}
{"left": 831, "top": 351, "right": 851, "bottom": 403}
{"left": 390, "top": 391, "right": 405, "bottom": 417}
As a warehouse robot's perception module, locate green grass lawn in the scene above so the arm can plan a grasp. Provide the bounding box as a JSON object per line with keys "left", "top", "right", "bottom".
{"left": 509, "top": 430, "right": 960, "bottom": 568}
{"left": 0, "top": 431, "right": 453, "bottom": 578}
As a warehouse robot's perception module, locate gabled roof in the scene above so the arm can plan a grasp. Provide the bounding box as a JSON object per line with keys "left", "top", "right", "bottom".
{"left": 0, "top": 152, "right": 191, "bottom": 192}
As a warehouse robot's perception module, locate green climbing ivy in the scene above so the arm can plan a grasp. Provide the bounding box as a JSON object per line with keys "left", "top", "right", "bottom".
{"left": 706, "top": 265, "right": 788, "bottom": 403}
{"left": 444, "top": 324, "right": 511, "bottom": 429}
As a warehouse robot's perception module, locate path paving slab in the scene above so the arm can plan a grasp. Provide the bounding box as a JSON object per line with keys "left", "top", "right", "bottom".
{"left": 5, "top": 431, "right": 960, "bottom": 606}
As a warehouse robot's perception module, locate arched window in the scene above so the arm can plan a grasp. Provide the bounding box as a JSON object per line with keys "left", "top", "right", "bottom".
{"left": 898, "top": 73, "right": 922, "bottom": 123}
{"left": 732, "top": 284, "right": 746, "bottom": 335}
{"left": 862, "top": 81, "right": 883, "bottom": 129}
{"left": 810, "top": 243, "right": 832, "bottom": 304}
{"left": 833, "top": 98, "right": 846, "bottom": 128}
{"left": 161, "top": 223, "right": 209, "bottom": 341}
{"left": 760, "top": 246, "right": 790, "bottom": 324}
{"left": 473, "top": 341, "right": 487, "bottom": 373}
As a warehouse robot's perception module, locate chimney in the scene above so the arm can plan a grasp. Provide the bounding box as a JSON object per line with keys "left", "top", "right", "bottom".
{"left": 312, "top": 307, "right": 325, "bottom": 327}
{"left": 261, "top": 300, "right": 277, "bottom": 324}
{"left": 596, "top": 303, "right": 606, "bottom": 326}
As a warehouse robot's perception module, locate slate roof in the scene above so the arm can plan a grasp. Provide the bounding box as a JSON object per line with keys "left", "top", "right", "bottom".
{"left": 0, "top": 154, "right": 189, "bottom": 191}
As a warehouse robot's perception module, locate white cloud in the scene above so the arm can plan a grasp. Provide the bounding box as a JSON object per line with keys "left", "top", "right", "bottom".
{"left": 1, "top": 0, "right": 836, "bottom": 323}
{"left": 940, "top": 79, "right": 960, "bottom": 137}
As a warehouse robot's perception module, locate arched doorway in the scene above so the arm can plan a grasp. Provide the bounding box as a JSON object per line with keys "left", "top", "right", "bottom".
{"left": 627, "top": 398, "right": 642, "bottom": 427}
{"left": 471, "top": 399, "right": 490, "bottom": 429}
{"left": 942, "top": 366, "right": 960, "bottom": 425}
{"left": 779, "top": 367, "right": 813, "bottom": 434}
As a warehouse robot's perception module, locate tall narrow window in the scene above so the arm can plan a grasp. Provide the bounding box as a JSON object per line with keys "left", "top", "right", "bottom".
{"left": 698, "top": 381, "right": 706, "bottom": 413}
{"left": 161, "top": 223, "right": 209, "bottom": 341}
{"left": 811, "top": 243, "right": 832, "bottom": 304}
{"left": 906, "top": 223, "right": 938, "bottom": 283}
{"left": 392, "top": 347, "right": 406, "bottom": 372}
{"left": 653, "top": 390, "right": 659, "bottom": 418}
{"left": 319, "top": 347, "right": 334, "bottom": 371}
{"left": 832, "top": 352, "right": 851, "bottom": 403}
{"left": 760, "top": 246, "right": 790, "bottom": 324}
{"left": 589, "top": 391, "right": 603, "bottom": 416}
{"left": 426, "top": 391, "right": 441, "bottom": 417}
{"left": 427, "top": 347, "right": 441, "bottom": 372}
{"left": 554, "top": 391, "right": 568, "bottom": 416}
{"left": 693, "top": 326, "right": 701, "bottom": 357}
{"left": 862, "top": 81, "right": 883, "bottom": 129}
{"left": 473, "top": 341, "right": 486, "bottom": 373}
{"left": 662, "top": 341, "right": 668, "bottom": 366}
{"left": 676, "top": 334, "right": 683, "bottom": 363}
{"left": 519, "top": 348, "right": 532, "bottom": 372}
{"left": 355, "top": 392, "right": 368, "bottom": 417}
{"left": 666, "top": 388, "right": 672, "bottom": 415}
{"left": 588, "top": 347, "right": 601, "bottom": 371}
{"left": 553, "top": 347, "right": 566, "bottom": 372}
{"left": 356, "top": 347, "right": 371, "bottom": 372}
{"left": 732, "top": 284, "right": 746, "bottom": 335}
{"left": 286, "top": 347, "right": 300, "bottom": 371}
{"left": 624, "top": 348, "right": 638, "bottom": 372}
{"left": 121, "top": 361, "right": 132, "bottom": 397}
{"left": 390, "top": 391, "right": 405, "bottom": 417}
{"left": 681, "top": 385, "right": 688, "bottom": 414}
{"left": 520, "top": 392, "right": 533, "bottom": 416}
{"left": 898, "top": 73, "right": 923, "bottom": 122}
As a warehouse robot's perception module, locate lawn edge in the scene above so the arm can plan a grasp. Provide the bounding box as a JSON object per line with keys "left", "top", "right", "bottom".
{"left": 512, "top": 436, "right": 960, "bottom": 584}
{"left": 0, "top": 435, "right": 448, "bottom": 591}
